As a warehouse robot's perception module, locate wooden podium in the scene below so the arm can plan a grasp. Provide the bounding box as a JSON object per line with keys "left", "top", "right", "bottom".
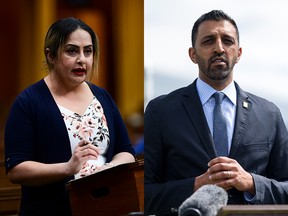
{"left": 219, "top": 205, "right": 288, "bottom": 216}
{"left": 66, "top": 159, "right": 144, "bottom": 216}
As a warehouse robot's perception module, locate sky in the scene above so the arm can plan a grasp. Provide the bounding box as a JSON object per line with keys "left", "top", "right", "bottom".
{"left": 144, "top": 0, "right": 288, "bottom": 122}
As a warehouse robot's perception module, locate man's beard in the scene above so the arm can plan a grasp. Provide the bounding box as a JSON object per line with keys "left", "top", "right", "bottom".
{"left": 196, "top": 53, "right": 236, "bottom": 81}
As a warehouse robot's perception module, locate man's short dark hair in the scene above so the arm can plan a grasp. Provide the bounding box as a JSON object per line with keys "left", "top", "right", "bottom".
{"left": 191, "top": 10, "right": 239, "bottom": 47}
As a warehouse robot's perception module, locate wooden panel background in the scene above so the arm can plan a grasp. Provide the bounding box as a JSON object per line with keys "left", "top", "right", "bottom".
{"left": 0, "top": 0, "right": 143, "bottom": 214}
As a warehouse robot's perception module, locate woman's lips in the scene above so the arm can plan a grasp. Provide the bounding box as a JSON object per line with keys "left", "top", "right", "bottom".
{"left": 72, "top": 68, "right": 86, "bottom": 76}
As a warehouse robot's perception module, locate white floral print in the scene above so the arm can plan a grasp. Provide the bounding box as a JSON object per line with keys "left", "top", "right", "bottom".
{"left": 59, "top": 96, "right": 110, "bottom": 178}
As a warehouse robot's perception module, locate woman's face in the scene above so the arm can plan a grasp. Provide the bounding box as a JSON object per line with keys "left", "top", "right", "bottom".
{"left": 52, "top": 28, "right": 94, "bottom": 86}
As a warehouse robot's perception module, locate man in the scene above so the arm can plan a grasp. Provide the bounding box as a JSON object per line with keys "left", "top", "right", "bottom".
{"left": 144, "top": 10, "right": 288, "bottom": 215}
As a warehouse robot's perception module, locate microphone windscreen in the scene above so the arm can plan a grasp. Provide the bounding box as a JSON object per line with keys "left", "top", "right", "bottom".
{"left": 178, "top": 184, "right": 228, "bottom": 216}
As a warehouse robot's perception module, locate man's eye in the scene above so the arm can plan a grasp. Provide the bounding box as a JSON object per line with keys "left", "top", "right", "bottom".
{"left": 223, "top": 39, "right": 234, "bottom": 45}
{"left": 203, "top": 39, "right": 213, "bottom": 44}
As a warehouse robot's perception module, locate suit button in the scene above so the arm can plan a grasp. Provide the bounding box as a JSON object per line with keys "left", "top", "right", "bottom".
{"left": 227, "top": 189, "right": 234, "bottom": 197}
{"left": 170, "top": 207, "right": 178, "bottom": 214}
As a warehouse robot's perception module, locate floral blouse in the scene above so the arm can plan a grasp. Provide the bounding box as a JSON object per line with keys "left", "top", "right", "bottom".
{"left": 58, "top": 96, "right": 110, "bottom": 179}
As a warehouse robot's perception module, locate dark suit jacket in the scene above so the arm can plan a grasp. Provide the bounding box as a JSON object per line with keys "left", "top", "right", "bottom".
{"left": 144, "top": 80, "right": 288, "bottom": 215}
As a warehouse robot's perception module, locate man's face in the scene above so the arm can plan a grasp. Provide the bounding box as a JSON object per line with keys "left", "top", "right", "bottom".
{"left": 189, "top": 20, "right": 242, "bottom": 86}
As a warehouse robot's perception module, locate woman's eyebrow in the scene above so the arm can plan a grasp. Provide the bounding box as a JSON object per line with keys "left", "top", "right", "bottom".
{"left": 64, "top": 44, "right": 93, "bottom": 48}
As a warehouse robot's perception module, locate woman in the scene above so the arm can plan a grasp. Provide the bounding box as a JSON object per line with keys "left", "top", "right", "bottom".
{"left": 5, "top": 17, "right": 135, "bottom": 216}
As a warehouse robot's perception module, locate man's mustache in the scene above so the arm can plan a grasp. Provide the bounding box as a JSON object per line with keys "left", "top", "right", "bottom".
{"left": 208, "top": 53, "right": 228, "bottom": 65}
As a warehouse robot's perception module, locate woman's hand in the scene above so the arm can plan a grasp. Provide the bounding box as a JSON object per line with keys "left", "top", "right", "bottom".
{"left": 66, "top": 140, "right": 100, "bottom": 175}
{"left": 92, "top": 152, "right": 135, "bottom": 174}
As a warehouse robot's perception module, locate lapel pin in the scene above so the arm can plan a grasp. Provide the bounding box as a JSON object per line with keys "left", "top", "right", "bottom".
{"left": 242, "top": 101, "right": 249, "bottom": 109}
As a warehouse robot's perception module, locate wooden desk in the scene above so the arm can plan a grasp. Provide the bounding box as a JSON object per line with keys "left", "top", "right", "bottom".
{"left": 0, "top": 160, "right": 21, "bottom": 215}
{"left": 219, "top": 205, "right": 288, "bottom": 216}
{"left": 66, "top": 159, "right": 144, "bottom": 216}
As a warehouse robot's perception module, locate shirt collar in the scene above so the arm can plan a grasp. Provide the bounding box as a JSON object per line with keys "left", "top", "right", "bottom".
{"left": 196, "top": 78, "right": 237, "bottom": 106}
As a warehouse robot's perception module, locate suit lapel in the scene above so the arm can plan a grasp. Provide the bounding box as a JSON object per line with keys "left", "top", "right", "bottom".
{"left": 229, "top": 83, "right": 251, "bottom": 158}
{"left": 182, "top": 81, "right": 217, "bottom": 159}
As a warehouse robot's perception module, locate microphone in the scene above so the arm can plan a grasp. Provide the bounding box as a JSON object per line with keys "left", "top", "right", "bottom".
{"left": 178, "top": 184, "right": 228, "bottom": 216}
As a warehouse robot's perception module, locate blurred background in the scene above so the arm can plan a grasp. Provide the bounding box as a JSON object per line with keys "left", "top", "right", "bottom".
{"left": 145, "top": 0, "right": 288, "bottom": 125}
{"left": 0, "top": 0, "right": 143, "bottom": 214}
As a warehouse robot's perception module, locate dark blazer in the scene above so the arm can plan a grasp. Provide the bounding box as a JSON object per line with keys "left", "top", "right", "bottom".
{"left": 5, "top": 79, "right": 135, "bottom": 216}
{"left": 144, "top": 79, "right": 288, "bottom": 215}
